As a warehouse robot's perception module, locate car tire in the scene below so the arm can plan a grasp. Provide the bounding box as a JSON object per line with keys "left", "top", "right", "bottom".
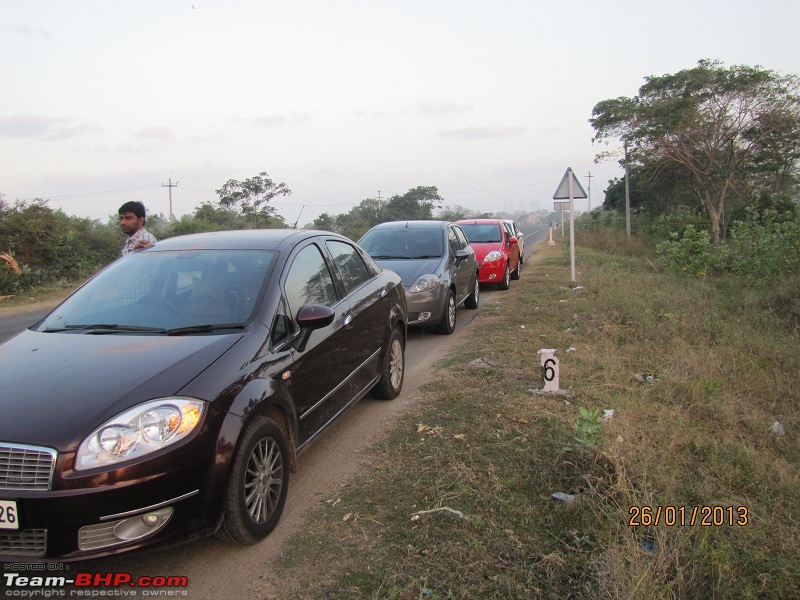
{"left": 511, "top": 258, "right": 521, "bottom": 280}
{"left": 435, "top": 289, "right": 457, "bottom": 334}
{"left": 498, "top": 265, "right": 511, "bottom": 290}
{"left": 372, "top": 326, "right": 405, "bottom": 400}
{"left": 218, "top": 416, "right": 289, "bottom": 544}
{"left": 464, "top": 276, "right": 479, "bottom": 309}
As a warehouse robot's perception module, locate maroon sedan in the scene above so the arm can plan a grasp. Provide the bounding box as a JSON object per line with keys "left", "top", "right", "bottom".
{"left": 0, "top": 229, "right": 406, "bottom": 560}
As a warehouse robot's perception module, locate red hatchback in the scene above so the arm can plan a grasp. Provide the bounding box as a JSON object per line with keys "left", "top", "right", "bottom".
{"left": 456, "top": 219, "right": 521, "bottom": 290}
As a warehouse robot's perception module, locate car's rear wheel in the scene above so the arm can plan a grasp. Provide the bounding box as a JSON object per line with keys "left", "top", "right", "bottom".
{"left": 219, "top": 416, "right": 289, "bottom": 544}
{"left": 498, "top": 265, "right": 511, "bottom": 290}
{"left": 464, "top": 275, "right": 479, "bottom": 309}
{"left": 372, "top": 326, "right": 405, "bottom": 399}
{"left": 435, "top": 289, "right": 457, "bottom": 334}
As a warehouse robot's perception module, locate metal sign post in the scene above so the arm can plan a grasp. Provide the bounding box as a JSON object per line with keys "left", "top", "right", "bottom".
{"left": 553, "top": 168, "right": 588, "bottom": 282}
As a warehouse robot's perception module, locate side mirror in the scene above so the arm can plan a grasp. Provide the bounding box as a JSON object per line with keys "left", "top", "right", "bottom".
{"left": 508, "top": 237, "right": 518, "bottom": 246}
{"left": 294, "top": 304, "right": 335, "bottom": 352}
{"left": 454, "top": 248, "right": 469, "bottom": 263}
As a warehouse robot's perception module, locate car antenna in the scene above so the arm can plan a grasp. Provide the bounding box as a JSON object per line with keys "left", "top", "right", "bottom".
{"left": 293, "top": 205, "right": 305, "bottom": 229}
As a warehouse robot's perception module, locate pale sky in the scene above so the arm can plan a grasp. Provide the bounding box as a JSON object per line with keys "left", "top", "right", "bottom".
{"left": 3, "top": 0, "right": 799, "bottom": 226}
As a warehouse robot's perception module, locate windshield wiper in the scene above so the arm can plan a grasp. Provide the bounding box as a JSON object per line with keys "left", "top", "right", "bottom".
{"left": 43, "top": 324, "right": 168, "bottom": 334}
{"left": 165, "top": 323, "right": 246, "bottom": 335}
{"left": 370, "top": 255, "right": 405, "bottom": 260}
{"left": 409, "top": 255, "right": 441, "bottom": 259}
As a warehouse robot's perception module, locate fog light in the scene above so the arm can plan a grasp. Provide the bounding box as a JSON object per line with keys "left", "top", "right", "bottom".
{"left": 79, "top": 507, "right": 173, "bottom": 551}
{"left": 419, "top": 312, "right": 431, "bottom": 321}
{"left": 488, "top": 274, "right": 497, "bottom": 280}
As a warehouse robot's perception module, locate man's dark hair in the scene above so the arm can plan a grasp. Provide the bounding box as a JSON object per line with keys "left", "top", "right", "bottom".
{"left": 118, "top": 201, "right": 147, "bottom": 220}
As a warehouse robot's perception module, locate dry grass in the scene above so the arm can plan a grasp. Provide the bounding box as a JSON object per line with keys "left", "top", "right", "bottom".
{"left": 258, "top": 233, "right": 800, "bottom": 599}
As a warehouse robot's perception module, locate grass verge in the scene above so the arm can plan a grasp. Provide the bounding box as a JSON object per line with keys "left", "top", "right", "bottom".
{"left": 258, "top": 233, "right": 799, "bottom": 599}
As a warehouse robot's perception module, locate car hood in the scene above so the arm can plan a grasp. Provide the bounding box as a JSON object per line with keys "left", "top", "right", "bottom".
{"left": 469, "top": 242, "right": 503, "bottom": 262}
{"left": 0, "top": 330, "right": 243, "bottom": 450}
{"left": 374, "top": 258, "right": 444, "bottom": 287}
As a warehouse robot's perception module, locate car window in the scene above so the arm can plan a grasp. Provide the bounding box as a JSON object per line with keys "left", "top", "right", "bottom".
{"left": 270, "top": 296, "right": 296, "bottom": 347}
{"left": 447, "top": 227, "right": 460, "bottom": 258}
{"left": 453, "top": 226, "right": 469, "bottom": 250}
{"left": 284, "top": 243, "right": 338, "bottom": 320}
{"left": 326, "top": 239, "right": 372, "bottom": 295}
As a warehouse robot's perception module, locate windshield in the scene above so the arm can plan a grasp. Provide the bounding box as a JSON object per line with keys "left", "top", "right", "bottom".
{"left": 458, "top": 224, "right": 502, "bottom": 244}
{"left": 359, "top": 228, "right": 443, "bottom": 260}
{"left": 36, "top": 249, "right": 278, "bottom": 334}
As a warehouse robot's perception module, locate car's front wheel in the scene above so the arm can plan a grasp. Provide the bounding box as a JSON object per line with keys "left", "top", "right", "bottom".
{"left": 372, "top": 326, "right": 405, "bottom": 399}
{"left": 219, "top": 416, "right": 289, "bottom": 544}
{"left": 435, "top": 289, "right": 457, "bottom": 334}
{"left": 498, "top": 264, "right": 511, "bottom": 290}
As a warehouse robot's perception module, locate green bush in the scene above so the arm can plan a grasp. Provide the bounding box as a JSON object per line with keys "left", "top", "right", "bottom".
{"left": 727, "top": 202, "right": 800, "bottom": 282}
{"left": 656, "top": 224, "right": 714, "bottom": 276}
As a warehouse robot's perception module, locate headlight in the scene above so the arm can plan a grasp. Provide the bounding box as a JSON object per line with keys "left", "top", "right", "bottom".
{"left": 410, "top": 274, "right": 440, "bottom": 293}
{"left": 75, "top": 398, "right": 205, "bottom": 471}
{"left": 483, "top": 251, "right": 502, "bottom": 263}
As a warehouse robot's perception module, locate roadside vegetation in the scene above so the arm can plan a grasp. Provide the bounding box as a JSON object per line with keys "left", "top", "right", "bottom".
{"left": 257, "top": 228, "right": 799, "bottom": 599}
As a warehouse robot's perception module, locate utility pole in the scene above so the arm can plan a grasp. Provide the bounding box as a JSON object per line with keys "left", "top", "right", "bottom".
{"left": 377, "top": 190, "right": 382, "bottom": 218}
{"left": 624, "top": 139, "right": 631, "bottom": 239}
{"left": 585, "top": 171, "right": 594, "bottom": 211}
{"left": 162, "top": 178, "right": 178, "bottom": 222}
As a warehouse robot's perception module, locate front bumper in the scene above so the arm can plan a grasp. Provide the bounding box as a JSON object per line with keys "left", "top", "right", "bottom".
{"left": 478, "top": 260, "right": 505, "bottom": 283}
{"left": 405, "top": 285, "right": 446, "bottom": 326}
{"left": 0, "top": 410, "right": 232, "bottom": 561}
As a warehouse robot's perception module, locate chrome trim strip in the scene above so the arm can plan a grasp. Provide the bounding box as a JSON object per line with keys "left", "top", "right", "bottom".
{"left": 297, "top": 374, "right": 381, "bottom": 451}
{"left": 100, "top": 490, "right": 199, "bottom": 521}
{"left": 299, "top": 347, "right": 381, "bottom": 421}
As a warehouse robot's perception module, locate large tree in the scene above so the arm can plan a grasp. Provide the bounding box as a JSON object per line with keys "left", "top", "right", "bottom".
{"left": 591, "top": 60, "right": 800, "bottom": 244}
{"left": 216, "top": 171, "right": 291, "bottom": 229}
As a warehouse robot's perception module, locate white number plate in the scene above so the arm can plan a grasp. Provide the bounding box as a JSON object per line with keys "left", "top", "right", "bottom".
{"left": 0, "top": 500, "right": 19, "bottom": 530}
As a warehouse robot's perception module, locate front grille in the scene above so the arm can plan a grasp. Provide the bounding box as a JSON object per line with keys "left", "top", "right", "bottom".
{"left": 0, "top": 443, "right": 57, "bottom": 490}
{"left": 0, "top": 529, "right": 47, "bottom": 557}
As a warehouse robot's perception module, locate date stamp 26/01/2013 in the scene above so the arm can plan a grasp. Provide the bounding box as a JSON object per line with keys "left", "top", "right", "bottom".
{"left": 628, "top": 505, "right": 748, "bottom": 527}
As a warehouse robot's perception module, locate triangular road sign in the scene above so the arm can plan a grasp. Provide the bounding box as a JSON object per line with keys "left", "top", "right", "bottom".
{"left": 553, "top": 168, "right": 588, "bottom": 200}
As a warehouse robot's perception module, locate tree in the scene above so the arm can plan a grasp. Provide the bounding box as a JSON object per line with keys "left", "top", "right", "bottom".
{"left": 591, "top": 60, "right": 800, "bottom": 244}
{"left": 436, "top": 204, "right": 472, "bottom": 221}
{"left": 381, "top": 186, "right": 442, "bottom": 222}
{"left": 216, "top": 171, "right": 291, "bottom": 229}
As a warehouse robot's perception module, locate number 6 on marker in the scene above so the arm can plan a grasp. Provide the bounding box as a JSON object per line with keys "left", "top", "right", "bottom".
{"left": 539, "top": 349, "right": 560, "bottom": 392}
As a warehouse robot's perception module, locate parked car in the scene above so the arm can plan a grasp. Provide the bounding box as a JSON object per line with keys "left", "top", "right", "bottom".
{"left": 455, "top": 218, "right": 521, "bottom": 290}
{"left": 358, "top": 220, "right": 479, "bottom": 334}
{"left": 503, "top": 219, "right": 525, "bottom": 264}
{"left": 0, "top": 229, "right": 407, "bottom": 560}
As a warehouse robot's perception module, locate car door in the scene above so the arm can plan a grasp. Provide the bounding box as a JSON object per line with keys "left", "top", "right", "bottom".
{"left": 324, "top": 238, "right": 386, "bottom": 398}
{"left": 449, "top": 225, "right": 473, "bottom": 304}
{"left": 279, "top": 241, "right": 359, "bottom": 446}
{"left": 502, "top": 221, "right": 520, "bottom": 270}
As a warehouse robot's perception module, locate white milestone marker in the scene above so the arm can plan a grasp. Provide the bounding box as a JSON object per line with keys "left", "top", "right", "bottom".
{"left": 539, "top": 349, "right": 560, "bottom": 392}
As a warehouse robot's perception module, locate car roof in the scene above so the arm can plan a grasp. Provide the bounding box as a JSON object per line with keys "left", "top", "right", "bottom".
{"left": 144, "top": 229, "right": 342, "bottom": 251}
{"left": 367, "top": 220, "right": 450, "bottom": 231}
{"left": 455, "top": 218, "right": 504, "bottom": 226}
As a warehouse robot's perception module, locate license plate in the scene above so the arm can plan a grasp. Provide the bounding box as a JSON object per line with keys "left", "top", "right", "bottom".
{"left": 0, "top": 500, "right": 19, "bottom": 530}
